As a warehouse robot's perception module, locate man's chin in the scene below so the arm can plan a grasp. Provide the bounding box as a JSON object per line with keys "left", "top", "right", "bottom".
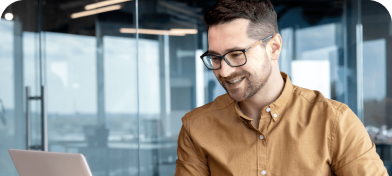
{"left": 227, "top": 91, "right": 246, "bottom": 102}
{"left": 222, "top": 84, "right": 247, "bottom": 101}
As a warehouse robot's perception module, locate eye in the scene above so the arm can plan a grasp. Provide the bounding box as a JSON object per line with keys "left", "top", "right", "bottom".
{"left": 228, "top": 51, "right": 244, "bottom": 59}
{"left": 211, "top": 56, "right": 220, "bottom": 61}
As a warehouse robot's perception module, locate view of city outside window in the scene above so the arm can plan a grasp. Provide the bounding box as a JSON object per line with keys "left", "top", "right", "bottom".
{"left": 0, "top": 0, "right": 392, "bottom": 175}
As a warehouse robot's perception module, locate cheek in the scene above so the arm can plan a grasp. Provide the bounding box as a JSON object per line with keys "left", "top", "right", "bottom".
{"left": 246, "top": 52, "right": 269, "bottom": 73}
{"left": 244, "top": 57, "right": 262, "bottom": 75}
{"left": 246, "top": 51, "right": 263, "bottom": 64}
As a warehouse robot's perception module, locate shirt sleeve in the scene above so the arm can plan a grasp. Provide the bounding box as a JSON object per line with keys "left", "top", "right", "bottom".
{"left": 331, "top": 105, "right": 388, "bottom": 176}
{"left": 175, "top": 125, "right": 210, "bottom": 176}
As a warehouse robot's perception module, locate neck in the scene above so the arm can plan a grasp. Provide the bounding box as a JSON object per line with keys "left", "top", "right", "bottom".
{"left": 239, "top": 70, "right": 285, "bottom": 120}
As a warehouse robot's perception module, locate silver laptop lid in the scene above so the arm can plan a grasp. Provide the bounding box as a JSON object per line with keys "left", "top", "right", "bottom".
{"left": 9, "top": 149, "right": 93, "bottom": 176}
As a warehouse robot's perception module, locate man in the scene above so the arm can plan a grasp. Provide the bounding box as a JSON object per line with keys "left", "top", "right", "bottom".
{"left": 175, "top": 0, "right": 388, "bottom": 175}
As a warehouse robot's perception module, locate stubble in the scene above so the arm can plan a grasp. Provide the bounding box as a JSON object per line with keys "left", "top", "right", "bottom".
{"left": 219, "top": 57, "right": 272, "bottom": 102}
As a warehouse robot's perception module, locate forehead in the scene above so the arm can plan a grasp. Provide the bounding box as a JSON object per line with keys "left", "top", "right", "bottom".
{"left": 208, "top": 19, "right": 251, "bottom": 54}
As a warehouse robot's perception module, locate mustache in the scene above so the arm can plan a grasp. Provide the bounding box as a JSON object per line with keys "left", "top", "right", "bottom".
{"left": 219, "top": 71, "right": 249, "bottom": 81}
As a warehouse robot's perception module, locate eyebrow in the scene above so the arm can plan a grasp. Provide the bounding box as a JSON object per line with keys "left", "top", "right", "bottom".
{"left": 208, "top": 46, "right": 246, "bottom": 55}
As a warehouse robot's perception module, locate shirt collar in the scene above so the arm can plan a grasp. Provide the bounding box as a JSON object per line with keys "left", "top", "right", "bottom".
{"left": 234, "top": 72, "right": 293, "bottom": 122}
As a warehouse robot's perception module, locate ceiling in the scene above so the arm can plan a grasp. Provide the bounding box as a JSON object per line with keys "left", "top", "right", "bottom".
{"left": 3, "top": 0, "right": 365, "bottom": 37}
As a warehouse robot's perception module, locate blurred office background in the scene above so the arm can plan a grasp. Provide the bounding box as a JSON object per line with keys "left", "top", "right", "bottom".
{"left": 0, "top": 0, "right": 391, "bottom": 175}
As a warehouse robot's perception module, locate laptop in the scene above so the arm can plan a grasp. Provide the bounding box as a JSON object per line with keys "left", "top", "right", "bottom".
{"left": 9, "top": 149, "right": 93, "bottom": 176}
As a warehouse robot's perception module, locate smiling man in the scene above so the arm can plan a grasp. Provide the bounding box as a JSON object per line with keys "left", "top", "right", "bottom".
{"left": 175, "top": 0, "right": 387, "bottom": 176}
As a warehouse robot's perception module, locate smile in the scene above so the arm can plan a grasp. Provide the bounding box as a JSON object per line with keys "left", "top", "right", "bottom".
{"left": 228, "top": 77, "right": 244, "bottom": 84}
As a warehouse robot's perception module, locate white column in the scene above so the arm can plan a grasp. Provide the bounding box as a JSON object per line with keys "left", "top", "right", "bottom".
{"left": 195, "top": 49, "right": 205, "bottom": 108}
{"left": 164, "top": 34, "right": 171, "bottom": 136}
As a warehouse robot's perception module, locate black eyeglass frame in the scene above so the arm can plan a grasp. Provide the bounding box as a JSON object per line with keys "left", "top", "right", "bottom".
{"left": 200, "top": 34, "right": 274, "bottom": 70}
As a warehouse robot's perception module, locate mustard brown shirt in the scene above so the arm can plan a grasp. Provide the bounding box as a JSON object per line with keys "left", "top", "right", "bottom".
{"left": 175, "top": 72, "right": 387, "bottom": 176}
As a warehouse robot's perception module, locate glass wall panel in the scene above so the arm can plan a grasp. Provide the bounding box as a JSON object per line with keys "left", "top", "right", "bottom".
{"left": 0, "top": 1, "right": 40, "bottom": 175}
{"left": 361, "top": 0, "right": 392, "bottom": 173}
{"left": 292, "top": 24, "right": 342, "bottom": 100}
{"left": 0, "top": 18, "right": 18, "bottom": 176}
{"left": 137, "top": 1, "right": 214, "bottom": 175}
{"left": 275, "top": 0, "right": 346, "bottom": 105}
{"left": 103, "top": 35, "right": 139, "bottom": 175}
{"left": 42, "top": 0, "right": 138, "bottom": 175}
{"left": 45, "top": 32, "right": 97, "bottom": 151}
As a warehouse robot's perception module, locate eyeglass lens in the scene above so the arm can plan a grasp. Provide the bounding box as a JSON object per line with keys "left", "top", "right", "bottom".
{"left": 203, "top": 51, "right": 246, "bottom": 69}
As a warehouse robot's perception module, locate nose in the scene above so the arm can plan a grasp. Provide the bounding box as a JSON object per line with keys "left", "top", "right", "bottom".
{"left": 219, "top": 59, "right": 236, "bottom": 78}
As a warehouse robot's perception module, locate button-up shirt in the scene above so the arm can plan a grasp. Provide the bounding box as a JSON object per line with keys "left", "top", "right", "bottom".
{"left": 175, "top": 72, "right": 387, "bottom": 176}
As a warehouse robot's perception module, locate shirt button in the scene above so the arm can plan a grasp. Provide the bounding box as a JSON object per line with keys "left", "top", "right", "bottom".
{"left": 273, "top": 114, "right": 277, "bottom": 118}
{"left": 259, "top": 135, "right": 264, "bottom": 140}
{"left": 261, "top": 170, "right": 267, "bottom": 175}
{"left": 266, "top": 108, "right": 271, "bottom": 112}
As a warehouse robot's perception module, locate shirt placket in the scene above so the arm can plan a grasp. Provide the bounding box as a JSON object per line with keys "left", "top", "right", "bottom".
{"left": 257, "top": 106, "right": 273, "bottom": 175}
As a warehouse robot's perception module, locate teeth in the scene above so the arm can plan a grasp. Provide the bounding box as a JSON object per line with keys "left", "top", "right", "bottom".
{"left": 228, "top": 77, "right": 243, "bottom": 84}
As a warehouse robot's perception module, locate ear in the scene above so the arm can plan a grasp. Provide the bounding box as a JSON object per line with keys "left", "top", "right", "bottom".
{"left": 267, "top": 34, "right": 282, "bottom": 61}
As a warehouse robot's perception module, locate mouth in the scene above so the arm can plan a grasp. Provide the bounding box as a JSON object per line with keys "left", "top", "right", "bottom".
{"left": 227, "top": 77, "right": 245, "bottom": 84}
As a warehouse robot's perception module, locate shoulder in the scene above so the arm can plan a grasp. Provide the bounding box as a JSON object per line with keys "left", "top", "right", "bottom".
{"left": 290, "top": 85, "right": 362, "bottom": 148}
{"left": 181, "top": 93, "right": 235, "bottom": 126}
{"left": 291, "top": 85, "right": 348, "bottom": 116}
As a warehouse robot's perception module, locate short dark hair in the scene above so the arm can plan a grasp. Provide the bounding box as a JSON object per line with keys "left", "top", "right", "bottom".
{"left": 204, "top": 0, "right": 278, "bottom": 40}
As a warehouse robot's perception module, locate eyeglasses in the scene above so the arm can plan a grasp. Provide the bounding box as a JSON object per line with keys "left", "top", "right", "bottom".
{"left": 200, "top": 35, "right": 274, "bottom": 70}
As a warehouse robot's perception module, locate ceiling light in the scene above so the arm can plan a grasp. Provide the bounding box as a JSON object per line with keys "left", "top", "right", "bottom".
{"left": 120, "top": 28, "right": 198, "bottom": 36}
{"left": 120, "top": 28, "right": 184, "bottom": 36}
{"left": 85, "top": 0, "right": 131, "bottom": 10}
{"left": 71, "top": 5, "right": 121, "bottom": 19}
{"left": 170, "top": 29, "right": 198, "bottom": 35}
{"left": 5, "top": 13, "right": 14, "bottom": 21}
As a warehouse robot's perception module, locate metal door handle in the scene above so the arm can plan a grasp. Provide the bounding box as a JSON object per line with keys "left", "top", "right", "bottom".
{"left": 0, "top": 99, "right": 6, "bottom": 125}
{"left": 25, "top": 87, "right": 30, "bottom": 150}
{"left": 25, "top": 86, "right": 47, "bottom": 151}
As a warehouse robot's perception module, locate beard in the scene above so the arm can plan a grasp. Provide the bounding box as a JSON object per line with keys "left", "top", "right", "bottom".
{"left": 218, "top": 60, "right": 272, "bottom": 102}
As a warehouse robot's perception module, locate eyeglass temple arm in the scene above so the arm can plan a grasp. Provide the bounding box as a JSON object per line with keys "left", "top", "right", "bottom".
{"left": 249, "top": 35, "right": 274, "bottom": 49}
{"left": 262, "top": 35, "right": 274, "bottom": 42}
